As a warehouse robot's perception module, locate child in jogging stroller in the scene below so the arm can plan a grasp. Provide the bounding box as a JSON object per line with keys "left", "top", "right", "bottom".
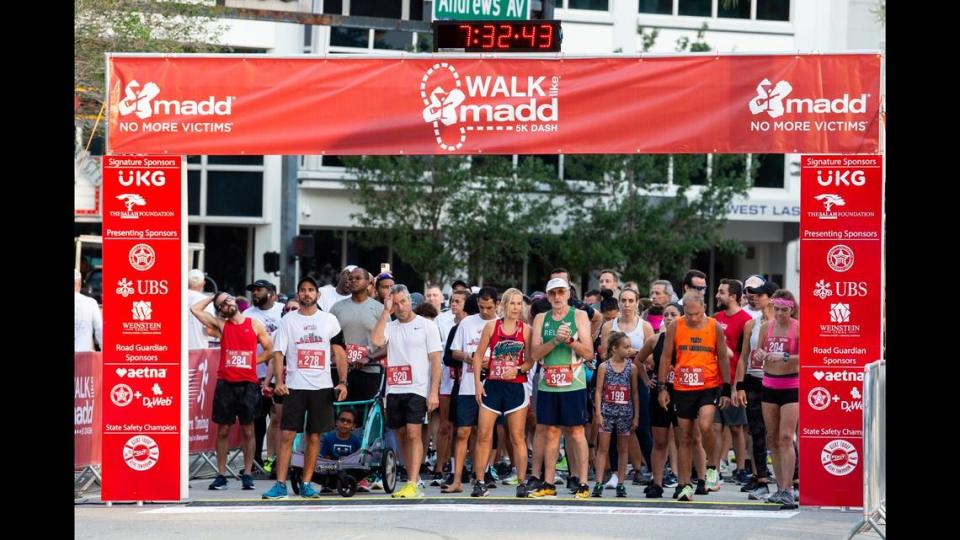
{"left": 288, "top": 364, "right": 398, "bottom": 497}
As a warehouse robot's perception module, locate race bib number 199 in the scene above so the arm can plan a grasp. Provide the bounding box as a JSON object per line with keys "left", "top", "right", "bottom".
{"left": 297, "top": 348, "right": 326, "bottom": 370}
{"left": 603, "top": 383, "right": 630, "bottom": 405}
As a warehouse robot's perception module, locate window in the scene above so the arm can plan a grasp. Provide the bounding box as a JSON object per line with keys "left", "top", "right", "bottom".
{"left": 719, "top": 0, "right": 751, "bottom": 19}
{"left": 567, "top": 0, "right": 609, "bottom": 10}
{"left": 206, "top": 171, "right": 263, "bottom": 217}
{"left": 517, "top": 155, "right": 559, "bottom": 178}
{"left": 330, "top": 27, "right": 369, "bottom": 48}
{"left": 757, "top": 0, "right": 790, "bottom": 21}
{"left": 208, "top": 155, "right": 263, "bottom": 166}
{"left": 563, "top": 155, "right": 604, "bottom": 181}
{"left": 753, "top": 154, "right": 785, "bottom": 188}
{"left": 674, "top": 154, "right": 708, "bottom": 185}
{"left": 373, "top": 30, "right": 414, "bottom": 50}
{"left": 472, "top": 155, "right": 512, "bottom": 177}
{"left": 203, "top": 225, "right": 250, "bottom": 296}
{"left": 638, "top": 0, "right": 673, "bottom": 14}
{"left": 188, "top": 170, "right": 201, "bottom": 216}
{"left": 633, "top": 154, "right": 670, "bottom": 184}
{"left": 322, "top": 155, "right": 346, "bottom": 168}
{"left": 350, "top": 0, "right": 401, "bottom": 19}
{"left": 322, "top": 0, "right": 343, "bottom": 14}
{"left": 712, "top": 154, "right": 747, "bottom": 182}
{"left": 678, "top": 0, "right": 711, "bottom": 17}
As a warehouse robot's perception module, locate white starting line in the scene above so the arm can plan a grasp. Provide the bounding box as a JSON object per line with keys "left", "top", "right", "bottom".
{"left": 145, "top": 504, "right": 798, "bottom": 519}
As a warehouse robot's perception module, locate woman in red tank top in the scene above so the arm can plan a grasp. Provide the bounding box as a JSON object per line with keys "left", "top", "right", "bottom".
{"left": 470, "top": 288, "right": 537, "bottom": 497}
{"left": 757, "top": 289, "right": 800, "bottom": 506}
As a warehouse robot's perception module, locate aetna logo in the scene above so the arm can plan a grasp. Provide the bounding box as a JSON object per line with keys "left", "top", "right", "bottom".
{"left": 749, "top": 79, "right": 868, "bottom": 118}
{"left": 118, "top": 80, "right": 234, "bottom": 120}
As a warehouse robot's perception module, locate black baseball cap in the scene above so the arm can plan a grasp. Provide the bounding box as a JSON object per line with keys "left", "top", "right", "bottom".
{"left": 245, "top": 279, "right": 276, "bottom": 292}
{"left": 451, "top": 279, "right": 469, "bottom": 289}
{"left": 297, "top": 275, "right": 319, "bottom": 290}
{"left": 745, "top": 281, "right": 779, "bottom": 296}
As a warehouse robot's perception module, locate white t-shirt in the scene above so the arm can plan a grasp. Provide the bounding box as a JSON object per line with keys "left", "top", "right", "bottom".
{"left": 243, "top": 303, "right": 284, "bottom": 379}
{"left": 384, "top": 315, "right": 443, "bottom": 398}
{"left": 187, "top": 290, "right": 215, "bottom": 350}
{"left": 274, "top": 310, "right": 343, "bottom": 390}
{"left": 318, "top": 285, "right": 352, "bottom": 313}
{"left": 452, "top": 314, "right": 495, "bottom": 396}
{"left": 74, "top": 292, "right": 102, "bottom": 352}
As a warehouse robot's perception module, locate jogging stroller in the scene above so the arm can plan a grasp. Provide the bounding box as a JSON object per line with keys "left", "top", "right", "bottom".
{"left": 288, "top": 363, "right": 397, "bottom": 497}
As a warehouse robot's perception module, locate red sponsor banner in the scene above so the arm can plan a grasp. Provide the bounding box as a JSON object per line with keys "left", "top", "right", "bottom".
{"left": 101, "top": 156, "right": 184, "bottom": 502}
{"left": 799, "top": 154, "right": 883, "bottom": 507}
{"left": 75, "top": 352, "right": 102, "bottom": 468}
{"left": 107, "top": 54, "right": 880, "bottom": 156}
{"left": 188, "top": 348, "right": 244, "bottom": 452}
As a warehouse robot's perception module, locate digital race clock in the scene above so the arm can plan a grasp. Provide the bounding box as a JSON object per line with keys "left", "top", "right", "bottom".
{"left": 433, "top": 20, "right": 562, "bottom": 53}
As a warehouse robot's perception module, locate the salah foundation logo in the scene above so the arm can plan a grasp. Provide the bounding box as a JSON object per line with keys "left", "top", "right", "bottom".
{"left": 420, "top": 63, "right": 559, "bottom": 151}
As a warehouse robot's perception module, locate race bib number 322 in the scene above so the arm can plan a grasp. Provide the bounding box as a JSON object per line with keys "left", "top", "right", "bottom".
{"left": 297, "top": 348, "right": 326, "bottom": 370}
{"left": 544, "top": 365, "right": 573, "bottom": 387}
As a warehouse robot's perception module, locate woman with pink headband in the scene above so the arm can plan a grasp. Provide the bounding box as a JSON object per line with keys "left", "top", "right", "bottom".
{"left": 753, "top": 289, "right": 800, "bottom": 507}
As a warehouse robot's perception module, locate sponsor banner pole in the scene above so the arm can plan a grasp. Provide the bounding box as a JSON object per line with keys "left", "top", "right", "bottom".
{"left": 799, "top": 154, "right": 883, "bottom": 507}
{"left": 101, "top": 155, "right": 183, "bottom": 502}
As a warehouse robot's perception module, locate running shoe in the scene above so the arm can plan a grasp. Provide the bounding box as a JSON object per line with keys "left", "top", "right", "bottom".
{"left": 678, "top": 483, "right": 695, "bottom": 502}
{"left": 208, "top": 475, "right": 228, "bottom": 490}
{"left": 262, "top": 481, "right": 288, "bottom": 500}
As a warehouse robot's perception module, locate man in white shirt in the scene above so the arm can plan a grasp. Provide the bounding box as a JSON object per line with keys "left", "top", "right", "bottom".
{"left": 318, "top": 265, "right": 356, "bottom": 312}
{"left": 243, "top": 279, "right": 284, "bottom": 473}
{"left": 262, "top": 276, "right": 349, "bottom": 500}
{"left": 74, "top": 269, "right": 102, "bottom": 352}
{"left": 187, "top": 269, "right": 214, "bottom": 350}
{"left": 372, "top": 284, "right": 442, "bottom": 499}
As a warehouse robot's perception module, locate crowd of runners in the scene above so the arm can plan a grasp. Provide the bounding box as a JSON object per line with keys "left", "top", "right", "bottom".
{"left": 189, "top": 265, "right": 800, "bottom": 506}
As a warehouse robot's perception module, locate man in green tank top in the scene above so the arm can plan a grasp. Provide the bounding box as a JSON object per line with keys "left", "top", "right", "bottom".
{"left": 529, "top": 278, "right": 594, "bottom": 499}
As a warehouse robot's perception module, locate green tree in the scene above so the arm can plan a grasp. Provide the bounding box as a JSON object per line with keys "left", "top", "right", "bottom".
{"left": 344, "top": 156, "right": 568, "bottom": 287}
{"left": 75, "top": 0, "right": 227, "bottom": 142}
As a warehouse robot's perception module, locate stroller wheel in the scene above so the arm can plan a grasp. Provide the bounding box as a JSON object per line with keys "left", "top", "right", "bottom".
{"left": 381, "top": 448, "right": 398, "bottom": 494}
{"left": 337, "top": 475, "right": 358, "bottom": 498}
{"left": 289, "top": 466, "right": 303, "bottom": 495}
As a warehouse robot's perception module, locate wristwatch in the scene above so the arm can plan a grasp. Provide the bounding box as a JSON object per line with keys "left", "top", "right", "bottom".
{"left": 782, "top": 352, "right": 790, "bottom": 362}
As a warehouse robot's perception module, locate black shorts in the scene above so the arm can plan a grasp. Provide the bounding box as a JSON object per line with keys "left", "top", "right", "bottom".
{"left": 761, "top": 386, "right": 799, "bottom": 406}
{"left": 386, "top": 393, "right": 428, "bottom": 430}
{"left": 536, "top": 389, "right": 588, "bottom": 427}
{"left": 649, "top": 392, "right": 678, "bottom": 428}
{"left": 281, "top": 388, "right": 336, "bottom": 434}
{"left": 212, "top": 380, "right": 260, "bottom": 426}
{"left": 672, "top": 387, "right": 721, "bottom": 421}
{"left": 455, "top": 395, "right": 478, "bottom": 427}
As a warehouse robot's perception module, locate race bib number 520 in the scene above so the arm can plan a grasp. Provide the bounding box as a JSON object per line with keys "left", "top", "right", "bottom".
{"left": 387, "top": 365, "right": 413, "bottom": 386}
{"left": 297, "top": 348, "right": 326, "bottom": 370}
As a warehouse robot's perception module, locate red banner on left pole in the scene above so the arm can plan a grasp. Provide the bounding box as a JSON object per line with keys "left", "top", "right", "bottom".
{"left": 101, "top": 155, "right": 184, "bottom": 502}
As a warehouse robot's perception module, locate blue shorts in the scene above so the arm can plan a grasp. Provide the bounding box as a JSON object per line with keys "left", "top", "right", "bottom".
{"left": 455, "top": 395, "right": 479, "bottom": 427}
{"left": 481, "top": 380, "right": 529, "bottom": 416}
{"left": 536, "top": 388, "right": 588, "bottom": 427}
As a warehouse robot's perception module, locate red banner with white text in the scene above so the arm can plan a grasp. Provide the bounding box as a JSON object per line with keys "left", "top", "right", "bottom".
{"left": 107, "top": 54, "right": 880, "bottom": 156}
{"left": 101, "top": 156, "right": 184, "bottom": 502}
{"left": 799, "top": 154, "right": 883, "bottom": 507}
{"left": 75, "top": 352, "right": 102, "bottom": 468}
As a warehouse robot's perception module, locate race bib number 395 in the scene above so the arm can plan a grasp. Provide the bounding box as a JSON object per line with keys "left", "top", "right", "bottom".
{"left": 297, "top": 348, "right": 326, "bottom": 370}
{"left": 387, "top": 365, "right": 413, "bottom": 386}
{"left": 346, "top": 344, "right": 368, "bottom": 364}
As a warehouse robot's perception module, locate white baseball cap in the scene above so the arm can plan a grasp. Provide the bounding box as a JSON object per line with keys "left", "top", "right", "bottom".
{"left": 545, "top": 278, "right": 570, "bottom": 292}
{"left": 188, "top": 269, "right": 205, "bottom": 286}
{"left": 343, "top": 264, "right": 357, "bottom": 273}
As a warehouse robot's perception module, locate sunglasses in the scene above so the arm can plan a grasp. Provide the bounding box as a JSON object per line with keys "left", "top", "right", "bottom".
{"left": 215, "top": 294, "right": 235, "bottom": 310}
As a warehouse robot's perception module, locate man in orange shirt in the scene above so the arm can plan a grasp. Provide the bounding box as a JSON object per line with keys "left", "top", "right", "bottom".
{"left": 657, "top": 292, "right": 731, "bottom": 501}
